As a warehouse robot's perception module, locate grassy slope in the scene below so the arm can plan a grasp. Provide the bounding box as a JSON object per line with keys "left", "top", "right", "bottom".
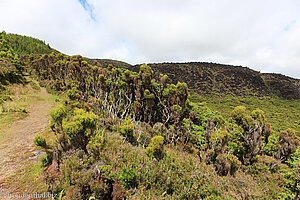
{"left": 190, "top": 94, "right": 300, "bottom": 136}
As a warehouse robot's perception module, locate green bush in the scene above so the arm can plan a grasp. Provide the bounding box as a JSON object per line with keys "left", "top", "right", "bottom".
{"left": 215, "top": 153, "right": 241, "bottom": 176}
{"left": 59, "top": 153, "right": 112, "bottom": 199}
{"left": 50, "top": 104, "right": 66, "bottom": 122}
{"left": 276, "top": 129, "right": 299, "bottom": 162}
{"left": 98, "top": 165, "right": 113, "bottom": 179}
{"left": 87, "top": 132, "right": 104, "bottom": 158}
{"left": 119, "top": 167, "right": 137, "bottom": 189}
{"left": 264, "top": 133, "right": 278, "bottom": 156}
{"left": 283, "top": 146, "right": 300, "bottom": 197}
{"left": 33, "top": 135, "right": 47, "bottom": 148}
{"left": 231, "top": 106, "right": 247, "bottom": 126}
{"left": 67, "top": 86, "right": 81, "bottom": 100}
{"left": 247, "top": 155, "right": 282, "bottom": 174}
{"left": 119, "top": 118, "right": 136, "bottom": 145}
{"left": 251, "top": 109, "right": 265, "bottom": 126}
{"left": 227, "top": 154, "right": 242, "bottom": 175}
{"left": 145, "top": 136, "right": 165, "bottom": 161}
{"left": 63, "top": 108, "right": 99, "bottom": 150}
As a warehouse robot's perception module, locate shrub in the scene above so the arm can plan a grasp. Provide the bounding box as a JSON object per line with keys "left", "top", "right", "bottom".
{"left": 34, "top": 135, "right": 47, "bottom": 148}
{"left": 230, "top": 106, "right": 267, "bottom": 163}
{"left": 285, "top": 146, "right": 300, "bottom": 197}
{"left": 119, "top": 167, "right": 137, "bottom": 189}
{"left": 170, "top": 104, "right": 182, "bottom": 124}
{"left": 264, "top": 123, "right": 271, "bottom": 143}
{"left": 153, "top": 122, "right": 167, "bottom": 136}
{"left": 18, "top": 107, "right": 28, "bottom": 113}
{"left": 119, "top": 118, "right": 136, "bottom": 145}
{"left": 251, "top": 109, "right": 265, "bottom": 126}
{"left": 264, "top": 133, "right": 278, "bottom": 156}
{"left": 276, "top": 129, "right": 300, "bottom": 162}
{"left": 67, "top": 86, "right": 81, "bottom": 100}
{"left": 227, "top": 154, "right": 242, "bottom": 175}
{"left": 63, "top": 108, "right": 99, "bottom": 151}
{"left": 231, "top": 106, "right": 247, "bottom": 126}
{"left": 145, "top": 136, "right": 165, "bottom": 161}
{"left": 87, "top": 132, "right": 104, "bottom": 158}
{"left": 131, "top": 101, "right": 141, "bottom": 117}
{"left": 212, "top": 115, "right": 225, "bottom": 128}
{"left": 112, "top": 180, "right": 126, "bottom": 200}
{"left": 215, "top": 153, "right": 241, "bottom": 176}
{"left": 50, "top": 104, "right": 66, "bottom": 122}
{"left": 59, "top": 153, "right": 109, "bottom": 199}
{"left": 241, "top": 114, "right": 254, "bottom": 129}
{"left": 227, "top": 123, "right": 246, "bottom": 161}
{"left": 247, "top": 155, "right": 282, "bottom": 174}
{"left": 98, "top": 165, "right": 113, "bottom": 179}
{"left": 30, "top": 81, "right": 40, "bottom": 91}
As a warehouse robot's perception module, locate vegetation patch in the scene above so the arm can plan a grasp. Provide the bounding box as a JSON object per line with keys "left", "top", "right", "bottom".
{"left": 0, "top": 31, "right": 299, "bottom": 199}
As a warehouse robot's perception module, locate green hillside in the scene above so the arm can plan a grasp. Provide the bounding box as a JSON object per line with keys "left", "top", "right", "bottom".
{"left": 0, "top": 32, "right": 299, "bottom": 199}
{"left": 190, "top": 94, "right": 300, "bottom": 134}
{"left": 0, "top": 31, "right": 25, "bottom": 91}
{"left": 5, "top": 32, "right": 57, "bottom": 55}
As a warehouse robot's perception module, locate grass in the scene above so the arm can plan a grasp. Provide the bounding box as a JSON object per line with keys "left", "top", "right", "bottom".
{"left": 4, "top": 162, "right": 48, "bottom": 194}
{"left": 189, "top": 94, "right": 300, "bottom": 136}
{"left": 0, "top": 77, "right": 58, "bottom": 118}
{"left": 2, "top": 126, "right": 55, "bottom": 195}
{"left": 0, "top": 112, "right": 28, "bottom": 139}
{"left": 0, "top": 75, "right": 60, "bottom": 135}
{"left": 0, "top": 84, "right": 33, "bottom": 140}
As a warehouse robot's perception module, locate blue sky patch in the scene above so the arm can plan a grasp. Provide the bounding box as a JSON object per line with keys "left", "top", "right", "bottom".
{"left": 78, "top": 0, "right": 96, "bottom": 21}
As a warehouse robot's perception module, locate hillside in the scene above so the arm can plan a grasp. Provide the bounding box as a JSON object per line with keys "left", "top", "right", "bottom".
{"left": 88, "top": 58, "right": 131, "bottom": 69}
{"left": 2, "top": 31, "right": 299, "bottom": 100}
{"left": 130, "top": 62, "right": 300, "bottom": 99}
{"left": 5, "top": 32, "right": 57, "bottom": 55}
{"left": 86, "top": 59, "right": 300, "bottom": 99}
{"left": 261, "top": 73, "right": 300, "bottom": 99}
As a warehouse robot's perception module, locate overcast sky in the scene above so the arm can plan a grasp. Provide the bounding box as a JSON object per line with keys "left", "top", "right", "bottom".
{"left": 0, "top": 0, "right": 299, "bottom": 78}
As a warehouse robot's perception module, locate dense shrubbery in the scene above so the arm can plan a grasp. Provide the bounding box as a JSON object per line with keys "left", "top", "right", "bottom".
{"left": 28, "top": 54, "right": 189, "bottom": 127}
{"left": 31, "top": 59, "right": 299, "bottom": 199}
{"left": 1, "top": 32, "right": 299, "bottom": 199}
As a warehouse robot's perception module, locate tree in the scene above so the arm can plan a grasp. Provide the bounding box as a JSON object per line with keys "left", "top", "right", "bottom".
{"left": 230, "top": 106, "right": 268, "bottom": 164}
{"left": 276, "top": 129, "right": 299, "bottom": 162}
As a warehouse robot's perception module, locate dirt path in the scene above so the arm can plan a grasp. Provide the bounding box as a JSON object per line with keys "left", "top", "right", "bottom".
{"left": 0, "top": 86, "right": 56, "bottom": 197}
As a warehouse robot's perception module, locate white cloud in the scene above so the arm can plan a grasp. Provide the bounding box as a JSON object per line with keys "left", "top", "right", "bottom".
{"left": 0, "top": 0, "right": 299, "bottom": 78}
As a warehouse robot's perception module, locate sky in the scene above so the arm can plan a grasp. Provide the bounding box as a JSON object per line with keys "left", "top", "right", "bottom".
{"left": 0, "top": 0, "right": 299, "bottom": 78}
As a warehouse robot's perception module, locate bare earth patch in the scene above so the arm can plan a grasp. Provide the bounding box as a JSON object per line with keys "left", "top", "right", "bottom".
{"left": 0, "top": 86, "right": 57, "bottom": 199}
